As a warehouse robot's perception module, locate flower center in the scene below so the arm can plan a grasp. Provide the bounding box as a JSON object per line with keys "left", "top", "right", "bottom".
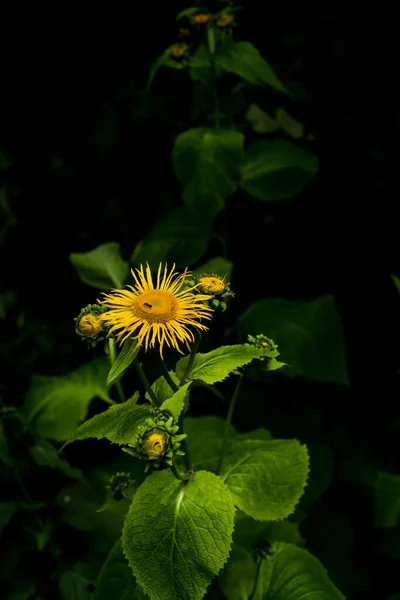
{"left": 134, "top": 291, "right": 178, "bottom": 323}
{"left": 142, "top": 428, "right": 169, "bottom": 460}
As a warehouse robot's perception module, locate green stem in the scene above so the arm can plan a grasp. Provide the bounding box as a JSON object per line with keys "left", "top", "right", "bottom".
{"left": 134, "top": 359, "right": 160, "bottom": 407}
{"left": 14, "top": 466, "right": 45, "bottom": 531}
{"left": 248, "top": 556, "right": 263, "bottom": 600}
{"left": 215, "top": 374, "right": 244, "bottom": 475}
{"left": 181, "top": 332, "right": 201, "bottom": 383}
{"left": 99, "top": 394, "right": 117, "bottom": 406}
{"left": 108, "top": 338, "right": 126, "bottom": 402}
{"left": 157, "top": 354, "right": 179, "bottom": 393}
{"left": 179, "top": 413, "right": 192, "bottom": 472}
{"left": 171, "top": 461, "right": 189, "bottom": 482}
{"left": 207, "top": 25, "right": 220, "bottom": 128}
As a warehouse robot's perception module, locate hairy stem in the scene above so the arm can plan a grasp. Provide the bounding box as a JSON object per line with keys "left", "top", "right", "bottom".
{"left": 207, "top": 25, "right": 220, "bottom": 128}
{"left": 108, "top": 338, "right": 126, "bottom": 402}
{"left": 215, "top": 374, "right": 244, "bottom": 475}
{"left": 181, "top": 331, "right": 201, "bottom": 383}
{"left": 134, "top": 359, "right": 160, "bottom": 406}
{"left": 248, "top": 556, "right": 263, "bottom": 600}
{"left": 157, "top": 354, "right": 179, "bottom": 393}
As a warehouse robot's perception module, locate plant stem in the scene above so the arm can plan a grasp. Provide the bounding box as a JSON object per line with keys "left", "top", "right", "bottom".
{"left": 215, "top": 374, "right": 244, "bottom": 475}
{"left": 179, "top": 412, "right": 192, "bottom": 472}
{"left": 181, "top": 332, "right": 201, "bottom": 383}
{"left": 248, "top": 556, "right": 263, "bottom": 600}
{"left": 108, "top": 338, "right": 126, "bottom": 402}
{"left": 207, "top": 25, "right": 220, "bottom": 128}
{"left": 14, "top": 466, "right": 45, "bottom": 531}
{"left": 134, "top": 359, "right": 160, "bottom": 406}
{"left": 157, "top": 354, "right": 179, "bottom": 393}
{"left": 171, "top": 461, "right": 189, "bottom": 482}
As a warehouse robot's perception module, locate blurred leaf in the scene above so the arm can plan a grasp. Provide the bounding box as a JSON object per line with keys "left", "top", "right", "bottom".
{"left": 176, "top": 344, "right": 279, "bottom": 385}
{"left": 216, "top": 40, "right": 288, "bottom": 94}
{"left": 23, "top": 358, "right": 112, "bottom": 442}
{"left": 0, "top": 290, "right": 16, "bottom": 319}
{"left": 220, "top": 439, "right": 309, "bottom": 521}
{"left": 237, "top": 295, "right": 349, "bottom": 385}
{"left": 0, "top": 422, "right": 12, "bottom": 465}
{"left": 373, "top": 471, "right": 400, "bottom": 528}
{"left": 173, "top": 127, "right": 244, "bottom": 219}
{"left": 107, "top": 339, "right": 140, "bottom": 386}
{"left": 391, "top": 274, "right": 400, "bottom": 295}
{"left": 0, "top": 502, "right": 17, "bottom": 537}
{"left": 275, "top": 108, "right": 305, "bottom": 139}
{"left": 234, "top": 513, "right": 304, "bottom": 551}
{"left": 94, "top": 539, "right": 148, "bottom": 600}
{"left": 59, "top": 570, "right": 93, "bottom": 600}
{"left": 194, "top": 256, "right": 233, "bottom": 280}
{"left": 246, "top": 103, "right": 278, "bottom": 134}
{"left": 63, "top": 395, "right": 149, "bottom": 448}
{"left": 241, "top": 139, "right": 318, "bottom": 202}
{"left": 188, "top": 44, "right": 214, "bottom": 84}
{"left": 30, "top": 440, "right": 82, "bottom": 479}
{"left": 185, "top": 415, "right": 239, "bottom": 470}
{"left": 131, "top": 206, "right": 211, "bottom": 269}
{"left": 70, "top": 243, "right": 129, "bottom": 290}
{"left": 176, "top": 6, "right": 206, "bottom": 20}
{"left": 219, "top": 544, "right": 256, "bottom": 600}
{"left": 122, "top": 469, "right": 235, "bottom": 600}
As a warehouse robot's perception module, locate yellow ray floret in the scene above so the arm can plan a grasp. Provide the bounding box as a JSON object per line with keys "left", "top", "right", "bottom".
{"left": 99, "top": 263, "right": 213, "bottom": 357}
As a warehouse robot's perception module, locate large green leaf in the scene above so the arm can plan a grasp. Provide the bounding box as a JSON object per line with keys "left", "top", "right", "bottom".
{"left": 70, "top": 242, "right": 129, "bottom": 290}
{"left": 94, "top": 539, "right": 148, "bottom": 600}
{"left": 373, "top": 471, "right": 400, "bottom": 528}
{"left": 107, "top": 338, "right": 140, "bottom": 386}
{"left": 241, "top": 139, "right": 318, "bottom": 202}
{"left": 176, "top": 344, "right": 279, "bottom": 385}
{"left": 23, "top": 358, "right": 112, "bottom": 442}
{"left": 257, "top": 542, "right": 344, "bottom": 599}
{"left": 185, "top": 415, "right": 239, "bottom": 471}
{"left": 220, "top": 439, "right": 309, "bottom": 521}
{"left": 221, "top": 542, "right": 344, "bottom": 600}
{"left": 131, "top": 206, "right": 211, "bottom": 270}
{"left": 194, "top": 256, "right": 233, "bottom": 281}
{"left": 63, "top": 394, "right": 150, "bottom": 448}
{"left": 237, "top": 295, "right": 349, "bottom": 385}
{"left": 30, "top": 440, "right": 82, "bottom": 479}
{"left": 159, "top": 382, "right": 191, "bottom": 421}
{"left": 216, "top": 41, "right": 288, "bottom": 93}
{"left": 122, "top": 469, "right": 235, "bottom": 600}
{"left": 172, "top": 128, "right": 244, "bottom": 219}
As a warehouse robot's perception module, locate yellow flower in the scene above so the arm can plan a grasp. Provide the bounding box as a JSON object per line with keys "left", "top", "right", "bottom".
{"left": 142, "top": 428, "right": 169, "bottom": 461}
{"left": 99, "top": 263, "right": 213, "bottom": 356}
{"left": 77, "top": 313, "right": 104, "bottom": 338}
{"left": 197, "top": 274, "right": 226, "bottom": 295}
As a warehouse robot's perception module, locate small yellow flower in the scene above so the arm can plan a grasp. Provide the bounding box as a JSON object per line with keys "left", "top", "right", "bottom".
{"left": 77, "top": 313, "right": 103, "bottom": 338}
{"left": 170, "top": 44, "right": 188, "bottom": 60}
{"left": 142, "top": 428, "right": 169, "bottom": 460}
{"left": 197, "top": 274, "right": 226, "bottom": 295}
{"left": 192, "top": 13, "right": 211, "bottom": 25}
{"left": 216, "top": 13, "right": 234, "bottom": 28}
{"left": 99, "top": 263, "right": 213, "bottom": 356}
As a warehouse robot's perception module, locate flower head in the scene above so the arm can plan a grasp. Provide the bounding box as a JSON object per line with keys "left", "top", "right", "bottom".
{"left": 99, "top": 263, "right": 213, "bottom": 357}
{"left": 75, "top": 304, "right": 108, "bottom": 347}
{"left": 185, "top": 271, "right": 234, "bottom": 312}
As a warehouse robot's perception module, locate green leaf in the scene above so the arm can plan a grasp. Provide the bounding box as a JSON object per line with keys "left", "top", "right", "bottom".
{"left": 0, "top": 502, "right": 17, "bottom": 537}
{"left": 107, "top": 338, "right": 140, "bottom": 386}
{"left": 241, "top": 139, "right": 318, "bottom": 202}
{"left": 30, "top": 440, "right": 82, "bottom": 479}
{"left": 233, "top": 513, "right": 303, "bottom": 551}
{"left": 176, "top": 6, "right": 206, "bottom": 21}
{"left": 131, "top": 206, "right": 211, "bottom": 270}
{"left": 145, "top": 372, "right": 181, "bottom": 405}
{"left": 172, "top": 128, "right": 244, "bottom": 219}
{"left": 391, "top": 274, "right": 400, "bottom": 295}
{"left": 237, "top": 295, "right": 349, "bottom": 386}
{"left": 254, "top": 542, "right": 345, "bottom": 600}
{"left": 146, "top": 47, "right": 186, "bottom": 90}
{"left": 246, "top": 103, "right": 278, "bottom": 134}
{"left": 219, "top": 544, "right": 256, "bottom": 600}
{"left": 0, "top": 421, "right": 12, "bottom": 465}
{"left": 159, "top": 382, "right": 191, "bottom": 420}
{"left": 185, "top": 415, "right": 239, "bottom": 470}
{"left": 194, "top": 256, "right": 233, "bottom": 281}
{"left": 94, "top": 539, "right": 148, "bottom": 600}
{"left": 70, "top": 242, "right": 129, "bottom": 290}
{"left": 23, "top": 358, "right": 112, "bottom": 442}
{"left": 373, "top": 471, "right": 400, "bottom": 528}
{"left": 220, "top": 439, "right": 309, "bottom": 521}
{"left": 176, "top": 344, "right": 279, "bottom": 385}
{"left": 59, "top": 571, "right": 93, "bottom": 600}
{"left": 122, "top": 469, "right": 235, "bottom": 600}
{"left": 63, "top": 394, "right": 150, "bottom": 448}
{"left": 216, "top": 41, "right": 288, "bottom": 94}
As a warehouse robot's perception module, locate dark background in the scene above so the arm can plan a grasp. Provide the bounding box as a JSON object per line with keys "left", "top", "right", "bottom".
{"left": 1, "top": 4, "right": 399, "bottom": 599}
